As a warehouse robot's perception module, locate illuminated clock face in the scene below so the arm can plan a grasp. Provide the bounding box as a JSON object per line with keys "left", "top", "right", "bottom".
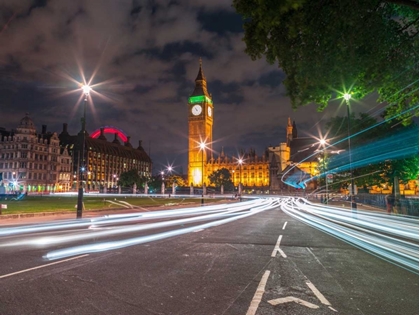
{"left": 192, "top": 104, "right": 202, "bottom": 116}
{"left": 208, "top": 106, "right": 212, "bottom": 117}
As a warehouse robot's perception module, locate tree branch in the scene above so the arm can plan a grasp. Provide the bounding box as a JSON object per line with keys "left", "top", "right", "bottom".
{"left": 385, "top": 0, "right": 419, "bottom": 10}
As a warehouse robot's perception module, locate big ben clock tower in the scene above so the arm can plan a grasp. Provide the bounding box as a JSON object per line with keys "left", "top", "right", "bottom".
{"left": 188, "top": 59, "right": 213, "bottom": 186}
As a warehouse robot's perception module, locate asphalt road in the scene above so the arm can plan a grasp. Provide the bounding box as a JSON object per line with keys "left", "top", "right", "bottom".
{"left": 0, "top": 203, "right": 418, "bottom": 315}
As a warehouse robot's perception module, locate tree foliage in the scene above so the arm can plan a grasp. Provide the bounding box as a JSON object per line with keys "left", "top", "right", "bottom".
{"left": 233, "top": 0, "right": 418, "bottom": 123}
{"left": 324, "top": 113, "right": 418, "bottom": 187}
{"left": 145, "top": 175, "right": 163, "bottom": 192}
{"left": 208, "top": 168, "right": 234, "bottom": 190}
{"left": 164, "top": 174, "right": 187, "bottom": 187}
{"left": 117, "top": 169, "right": 149, "bottom": 189}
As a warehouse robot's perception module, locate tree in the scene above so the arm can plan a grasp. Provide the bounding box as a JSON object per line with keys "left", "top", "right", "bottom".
{"left": 208, "top": 168, "right": 234, "bottom": 190}
{"left": 164, "top": 174, "right": 187, "bottom": 188}
{"left": 324, "top": 113, "right": 419, "bottom": 188}
{"left": 145, "top": 175, "right": 162, "bottom": 193}
{"left": 233, "top": 0, "right": 418, "bottom": 124}
{"left": 117, "top": 169, "right": 149, "bottom": 189}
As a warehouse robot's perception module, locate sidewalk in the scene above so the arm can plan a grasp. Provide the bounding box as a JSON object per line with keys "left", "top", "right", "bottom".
{"left": 309, "top": 199, "right": 387, "bottom": 213}
{"left": 0, "top": 200, "right": 235, "bottom": 226}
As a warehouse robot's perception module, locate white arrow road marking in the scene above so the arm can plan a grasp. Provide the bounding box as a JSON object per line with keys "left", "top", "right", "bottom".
{"left": 271, "top": 235, "right": 287, "bottom": 258}
{"left": 282, "top": 221, "right": 288, "bottom": 230}
{"left": 246, "top": 270, "right": 271, "bottom": 315}
{"left": 267, "top": 296, "right": 320, "bottom": 309}
{"left": 306, "top": 280, "right": 331, "bottom": 306}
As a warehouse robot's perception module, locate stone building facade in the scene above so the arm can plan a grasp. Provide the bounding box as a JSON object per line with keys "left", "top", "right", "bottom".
{"left": 0, "top": 114, "right": 72, "bottom": 193}
{"left": 59, "top": 125, "right": 152, "bottom": 191}
{"left": 187, "top": 61, "right": 315, "bottom": 193}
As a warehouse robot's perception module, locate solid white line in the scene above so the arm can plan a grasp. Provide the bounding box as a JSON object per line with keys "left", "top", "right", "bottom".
{"left": 306, "top": 280, "right": 331, "bottom": 306}
{"left": 246, "top": 270, "right": 270, "bottom": 315}
{"left": 0, "top": 254, "right": 89, "bottom": 279}
{"left": 282, "top": 221, "right": 288, "bottom": 230}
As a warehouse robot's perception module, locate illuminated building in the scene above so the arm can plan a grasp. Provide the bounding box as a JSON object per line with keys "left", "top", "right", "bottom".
{"left": 187, "top": 59, "right": 214, "bottom": 187}
{"left": 59, "top": 125, "right": 152, "bottom": 191}
{"left": 187, "top": 61, "right": 302, "bottom": 193}
{"left": 0, "top": 114, "right": 72, "bottom": 193}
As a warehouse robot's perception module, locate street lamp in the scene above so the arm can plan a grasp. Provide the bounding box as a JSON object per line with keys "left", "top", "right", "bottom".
{"left": 161, "top": 171, "right": 165, "bottom": 194}
{"left": 319, "top": 139, "right": 328, "bottom": 204}
{"left": 199, "top": 141, "right": 207, "bottom": 205}
{"left": 344, "top": 93, "right": 357, "bottom": 212}
{"left": 167, "top": 166, "right": 176, "bottom": 196}
{"left": 238, "top": 158, "right": 243, "bottom": 201}
{"left": 76, "top": 84, "right": 91, "bottom": 219}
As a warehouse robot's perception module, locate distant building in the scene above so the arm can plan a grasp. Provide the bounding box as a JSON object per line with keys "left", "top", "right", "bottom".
{"left": 0, "top": 114, "right": 72, "bottom": 193}
{"left": 187, "top": 61, "right": 318, "bottom": 193}
{"left": 280, "top": 119, "right": 320, "bottom": 190}
{"left": 58, "top": 124, "right": 152, "bottom": 191}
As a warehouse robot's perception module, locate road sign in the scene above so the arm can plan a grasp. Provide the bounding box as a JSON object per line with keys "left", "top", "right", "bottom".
{"left": 327, "top": 173, "right": 333, "bottom": 184}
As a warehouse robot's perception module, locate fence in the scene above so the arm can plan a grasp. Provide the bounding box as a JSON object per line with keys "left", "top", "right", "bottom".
{"left": 357, "top": 193, "right": 419, "bottom": 216}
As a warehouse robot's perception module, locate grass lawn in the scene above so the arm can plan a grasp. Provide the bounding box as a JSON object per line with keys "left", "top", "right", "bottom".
{"left": 0, "top": 195, "right": 210, "bottom": 215}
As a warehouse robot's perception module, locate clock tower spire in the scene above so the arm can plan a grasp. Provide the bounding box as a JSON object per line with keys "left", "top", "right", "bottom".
{"left": 188, "top": 59, "right": 214, "bottom": 187}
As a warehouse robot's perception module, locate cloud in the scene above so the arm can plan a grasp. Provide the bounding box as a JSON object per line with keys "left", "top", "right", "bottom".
{"left": 0, "top": 0, "right": 378, "bottom": 174}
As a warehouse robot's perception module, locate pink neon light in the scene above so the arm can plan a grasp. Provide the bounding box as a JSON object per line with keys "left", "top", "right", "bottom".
{"left": 90, "top": 127, "right": 128, "bottom": 143}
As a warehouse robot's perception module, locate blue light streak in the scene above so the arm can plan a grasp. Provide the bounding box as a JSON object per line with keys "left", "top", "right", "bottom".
{"left": 281, "top": 198, "right": 419, "bottom": 274}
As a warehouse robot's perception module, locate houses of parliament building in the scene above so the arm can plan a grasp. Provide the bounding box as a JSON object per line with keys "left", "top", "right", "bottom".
{"left": 187, "top": 61, "right": 319, "bottom": 193}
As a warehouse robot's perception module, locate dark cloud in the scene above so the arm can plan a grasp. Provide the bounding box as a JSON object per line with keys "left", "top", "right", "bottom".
{"left": 0, "top": 0, "right": 378, "bottom": 174}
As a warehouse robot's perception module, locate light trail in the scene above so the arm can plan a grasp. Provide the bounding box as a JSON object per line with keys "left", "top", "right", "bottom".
{"left": 0, "top": 199, "right": 261, "bottom": 237}
{"left": 281, "top": 198, "right": 419, "bottom": 274}
{"left": 1, "top": 201, "right": 269, "bottom": 247}
{"left": 281, "top": 104, "right": 419, "bottom": 188}
{"left": 0, "top": 199, "right": 281, "bottom": 261}
{"left": 44, "top": 198, "right": 281, "bottom": 260}
{"left": 1, "top": 197, "right": 416, "bottom": 275}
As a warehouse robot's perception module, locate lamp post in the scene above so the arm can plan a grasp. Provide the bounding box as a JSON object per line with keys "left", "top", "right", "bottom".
{"left": 11, "top": 171, "right": 16, "bottom": 193}
{"left": 344, "top": 93, "right": 357, "bottom": 211}
{"left": 160, "top": 171, "right": 165, "bottom": 195}
{"left": 232, "top": 170, "right": 235, "bottom": 187}
{"left": 319, "top": 139, "right": 327, "bottom": 204}
{"left": 238, "top": 158, "right": 243, "bottom": 201}
{"left": 199, "top": 141, "right": 206, "bottom": 205}
{"left": 76, "top": 84, "right": 91, "bottom": 219}
{"left": 167, "top": 166, "right": 175, "bottom": 196}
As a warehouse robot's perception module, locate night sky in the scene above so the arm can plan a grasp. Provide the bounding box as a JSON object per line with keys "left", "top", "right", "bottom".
{"left": 0, "top": 0, "right": 378, "bottom": 175}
